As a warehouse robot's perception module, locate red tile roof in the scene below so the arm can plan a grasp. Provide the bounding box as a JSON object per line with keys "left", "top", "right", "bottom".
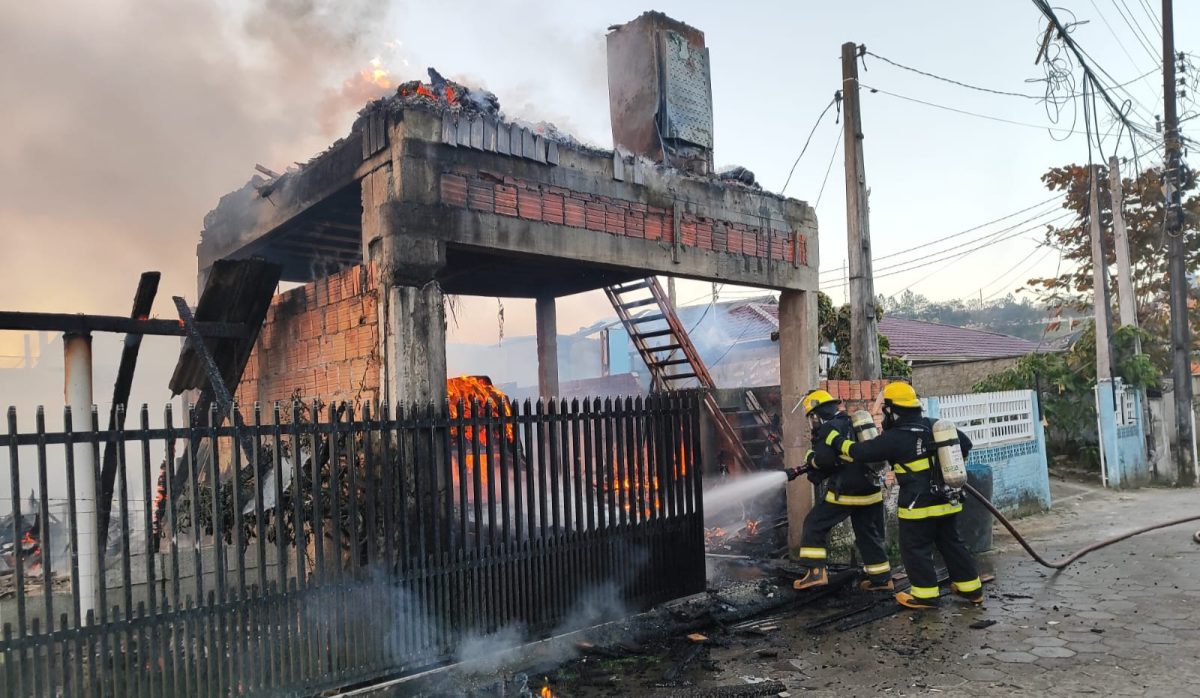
{"left": 878, "top": 316, "right": 1043, "bottom": 362}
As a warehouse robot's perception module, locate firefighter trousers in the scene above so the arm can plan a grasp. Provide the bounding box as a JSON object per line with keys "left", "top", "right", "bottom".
{"left": 898, "top": 513, "right": 981, "bottom": 600}
{"left": 797, "top": 499, "right": 891, "bottom": 581}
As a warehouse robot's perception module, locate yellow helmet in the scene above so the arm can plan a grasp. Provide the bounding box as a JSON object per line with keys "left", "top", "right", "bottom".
{"left": 802, "top": 389, "right": 840, "bottom": 415}
{"left": 881, "top": 382, "right": 920, "bottom": 408}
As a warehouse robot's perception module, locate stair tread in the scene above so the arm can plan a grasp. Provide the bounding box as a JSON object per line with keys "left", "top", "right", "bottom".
{"left": 619, "top": 297, "right": 659, "bottom": 310}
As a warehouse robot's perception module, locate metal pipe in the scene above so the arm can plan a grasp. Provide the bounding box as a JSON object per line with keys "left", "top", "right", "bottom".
{"left": 63, "top": 331, "right": 98, "bottom": 616}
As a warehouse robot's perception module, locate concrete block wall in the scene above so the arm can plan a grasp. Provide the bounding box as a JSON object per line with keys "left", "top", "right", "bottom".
{"left": 438, "top": 167, "right": 808, "bottom": 265}
{"left": 911, "top": 356, "right": 1021, "bottom": 397}
{"left": 236, "top": 264, "right": 381, "bottom": 407}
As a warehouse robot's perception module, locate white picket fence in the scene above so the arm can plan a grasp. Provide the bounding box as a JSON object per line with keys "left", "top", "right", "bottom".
{"left": 936, "top": 389, "right": 1036, "bottom": 449}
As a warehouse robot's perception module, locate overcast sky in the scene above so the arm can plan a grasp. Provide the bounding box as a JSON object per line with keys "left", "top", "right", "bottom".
{"left": 1, "top": 0, "right": 1195, "bottom": 404}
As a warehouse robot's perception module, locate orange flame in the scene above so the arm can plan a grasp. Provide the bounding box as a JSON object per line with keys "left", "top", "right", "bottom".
{"left": 448, "top": 376, "right": 514, "bottom": 497}
{"left": 744, "top": 519, "right": 760, "bottom": 537}
{"left": 539, "top": 685, "right": 553, "bottom": 698}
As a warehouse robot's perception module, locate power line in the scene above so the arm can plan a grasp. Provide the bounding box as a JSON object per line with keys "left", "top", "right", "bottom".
{"left": 781, "top": 94, "right": 840, "bottom": 195}
{"left": 873, "top": 211, "right": 1075, "bottom": 283}
{"left": 814, "top": 123, "right": 843, "bottom": 208}
{"left": 1089, "top": 0, "right": 1158, "bottom": 79}
{"left": 818, "top": 197, "right": 1065, "bottom": 277}
{"left": 1109, "top": 0, "right": 1161, "bottom": 64}
{"left": 981, "top": 245, "right": 1055, "bottom": 301}
{"left": 858, "top": 83, "right": 1079, "bottom": 135}
{"left": 863, "top": 50, "right": 1043, "bottom": 99}
{"left": 1135, "top": 0, "right": 1162, "bottom": 36}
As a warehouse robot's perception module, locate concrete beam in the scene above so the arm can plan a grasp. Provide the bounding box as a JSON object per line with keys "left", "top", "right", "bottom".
{"left": 385, "top": 202, "right": 818, "bottom": 292}
{"left": 778, "top": 289, "right": 820, "bottom": 557}
{"left": 536, "top": 296, "right": 560, "bottom": 399}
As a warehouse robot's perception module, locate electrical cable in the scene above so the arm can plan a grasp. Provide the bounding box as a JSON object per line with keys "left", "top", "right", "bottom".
{"left": 1088, "top": 0, "right": 1158, "bottom": 81}
{"left": 819, "top": 202, "right": 1066, "bottom": 279}
{"left": 862, "top": 50, "right": 1043, "bottom": 99}
{"left": 1111, "top": 0, "right": 1162, "bottom": 61}
{"left": 814, "top": 124, "right": 843, "bottom": 208}
{"left": 858, "top": 83, "right": 1078, "bottom": 135}
{"left": 965, "top": 484, "right": 1200, "bottom": 570}
{"left": 781, "top": 95, "right": 840, "bottom": 195}
{"left": 980, "top": 245, "right": 1053, "bottom": 301}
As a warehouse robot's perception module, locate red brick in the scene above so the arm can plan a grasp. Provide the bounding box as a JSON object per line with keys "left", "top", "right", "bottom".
{"left": 563, "top": 198, "right": 585, "bottom": 228}
{"left": 467, "top": 182, "right": 494, "bottom": 212}
{"left": 798, "top": 235, "right": 809, "bottom": 266}
{"left": 495, "top": 184, "right": 518, "bottom": 217}
{"left": 625, "top": 211, "right": 645, "bottom": 238}
{"left": 696, "top": 220, "right": 713, "bottom": 251}
{"left": 644, "top": 214, "right": 664, "bottom": 241}
{"left": 605, "top": 204, "right": 625, "bottom": 234}
{"left": 517, "top": 188, "right": 543, "bottom": 221}
{"left": 742, "top": 230, "right": 758, "bottom": 256}
{"left": 585, "top": 202, "right": 606, "bottom": 232}
{"left": 629, "top": 202, "right": 647, "bottom": 212}
{"left": 548, "top": 186, "right": 571, "bottom": 196}
{"left": 542, "top": 193, "right": 565, "bottom": 225}
{"left": 681, "top": 220, "right": 697, "bottom": 246}
{"left": 726, "top": 228, "right": 742, "bottom": 254}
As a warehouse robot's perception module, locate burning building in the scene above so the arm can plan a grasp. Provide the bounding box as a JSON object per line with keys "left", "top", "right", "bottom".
{"left": 198, "top": 11, "right": 822, "bottom": 545}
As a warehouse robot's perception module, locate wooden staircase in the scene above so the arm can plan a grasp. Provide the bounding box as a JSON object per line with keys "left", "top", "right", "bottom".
{"left": 603, "top": 278, "right": 783, "bottom": 473}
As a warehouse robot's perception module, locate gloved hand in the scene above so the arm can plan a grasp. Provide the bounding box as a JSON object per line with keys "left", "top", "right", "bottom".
{"left": 807, "top": 468, "right": 827, "bottom": 485}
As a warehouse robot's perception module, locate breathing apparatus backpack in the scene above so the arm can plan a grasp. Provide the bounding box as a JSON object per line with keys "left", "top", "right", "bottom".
{"left": 850, "top": 410, "right": 888, "bottom": 485}
{"left": 896, "top": 418, "right": 968, "bottom": 502}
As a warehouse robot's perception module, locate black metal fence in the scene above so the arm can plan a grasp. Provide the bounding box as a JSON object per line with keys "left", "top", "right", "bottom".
{"left": 0, "top": 392, "right": 705, "bottom": 697}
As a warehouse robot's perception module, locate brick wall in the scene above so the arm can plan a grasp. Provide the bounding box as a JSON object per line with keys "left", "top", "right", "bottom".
{"left": 818, "top": 379, "right": 891, "bottom": 427}
{"left": 911, "top": 357, "right": 1021, "bottom": 397}
{"left": 236, "top": 264, "right": 381, "bottom": 407}
{"left": 439, "top": 167, "right": 808, "bottom": 265}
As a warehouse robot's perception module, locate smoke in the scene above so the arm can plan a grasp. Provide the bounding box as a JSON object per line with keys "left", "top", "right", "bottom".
{"left": 0, "top": 1, "right": 398, "bottom": 330}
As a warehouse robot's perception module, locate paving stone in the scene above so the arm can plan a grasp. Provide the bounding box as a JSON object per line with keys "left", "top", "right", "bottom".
{"left": 1059, "top": 631, "right": 1104, "bottom": 643}
{"left": 1075, "top": 611, "right": 1116, "bottom": 620}
{"left": 992, "top": 651, "right": 1039, "bottom": 664}
{"left": 1067, "top": 642, "right": 1112, "bottom": 654}
{"left": 1026, "top": 636, "right": 1068, "bottom": 647}
{"left": 1134, "top": 632, "right": 1178, "bottom": 645}
{"left": 1031, "top": 645, "right": 1077, "bottom": 658}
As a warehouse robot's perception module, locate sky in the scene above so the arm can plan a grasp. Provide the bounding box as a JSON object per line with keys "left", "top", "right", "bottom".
{"left": 0, "top": 0, "right": 1195, "bottom": 407}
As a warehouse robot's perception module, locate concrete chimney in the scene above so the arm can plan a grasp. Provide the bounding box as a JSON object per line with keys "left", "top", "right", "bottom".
{"left": 606, "top": 12, "right": 714, "bottom": 175}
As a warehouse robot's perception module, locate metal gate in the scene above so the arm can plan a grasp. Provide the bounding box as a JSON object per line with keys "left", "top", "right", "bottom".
{"left": 0, "top": 392, "right": 705, "bottom": 696}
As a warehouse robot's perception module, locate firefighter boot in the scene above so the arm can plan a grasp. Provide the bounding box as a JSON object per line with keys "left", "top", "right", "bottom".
{"left": 952, "top": 579, "right": 985, "bottom": 605}
{"left": 894, "top": 591, "right": 940, "bottom": 610}
{"left": 858, "top": 575, "right": 895, "bottom": 592}
{"left": 793, "top": 566, "right": 828, "bottom": 590}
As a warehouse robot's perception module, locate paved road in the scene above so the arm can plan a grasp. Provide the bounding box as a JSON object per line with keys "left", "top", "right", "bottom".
{"left": 561, "top": 480, "right": 1200, "bottom": 696}
{"left": 717, "top": 481, "right": 1200, "bottom": 696}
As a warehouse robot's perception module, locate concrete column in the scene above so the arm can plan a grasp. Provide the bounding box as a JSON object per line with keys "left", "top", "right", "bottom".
{"left": 778, "top": 290, "right": 820, "bottom": 557}
{"left": 535, "top": 296, "right": 560, "bottom": 400}
{"left": 381, "top": 281, "right": 448, "bottom": 408}
{"left": 63, "top": 332, "right": 98, "bottom": 615}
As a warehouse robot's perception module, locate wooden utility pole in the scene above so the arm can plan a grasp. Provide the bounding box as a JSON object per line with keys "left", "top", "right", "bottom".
{"left": 1108, "top": 156, "right": 1139, "bottom": 331}
{"left": 1089, "top": 166, "right": 1113, "bottom": 381}
{"left": 1162, "top": 0, "right": 1195, "bottom": 485}
{"left": 841, "top": 42, "right": 882, "bottom": 379}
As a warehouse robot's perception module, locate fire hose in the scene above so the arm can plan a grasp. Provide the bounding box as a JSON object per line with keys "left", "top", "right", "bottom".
{"left": 963, "top": 483, "right": 1200, "bottom": 570}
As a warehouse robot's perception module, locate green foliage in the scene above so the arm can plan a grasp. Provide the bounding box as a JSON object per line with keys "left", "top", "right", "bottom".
{"left": 973, "top": 322, "right": 1158, "bottom": 469}
{"left": 1029, "top": 163, "right": 1200, "bottom": 373}
{"left": 818, "top": 292, "right": 912, "bottom": 379}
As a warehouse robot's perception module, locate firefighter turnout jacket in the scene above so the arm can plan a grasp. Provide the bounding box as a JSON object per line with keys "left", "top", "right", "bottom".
{"left": 808, "top": 412, "right": 885, "bottom": 506}
{"left": 830, "top": 413, "right": 973, "bottom": 519}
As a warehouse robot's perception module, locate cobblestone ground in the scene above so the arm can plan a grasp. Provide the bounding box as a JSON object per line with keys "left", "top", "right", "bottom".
{"left": 563, "top": 480, "right": 1200, "bottom": 697}
{"left": 715, "top": 482, "right": 1200, "bottom": 696}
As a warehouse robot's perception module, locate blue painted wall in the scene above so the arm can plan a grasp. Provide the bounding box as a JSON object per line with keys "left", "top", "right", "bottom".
{"left": 927, "top": 393, "right": 1052, "bottom": 517}
{"left": 1096, "top": 381, "right": 1149, "bottom": 488}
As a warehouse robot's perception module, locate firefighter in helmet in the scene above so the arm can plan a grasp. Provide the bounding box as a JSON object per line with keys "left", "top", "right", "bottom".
{"left": 788, "top": 389, "right": 892, "bottom": 592}
{"left": 828, "top": 382, "right": 983, "bottom": 609}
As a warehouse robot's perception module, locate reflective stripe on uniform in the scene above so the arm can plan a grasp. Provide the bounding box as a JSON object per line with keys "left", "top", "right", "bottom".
{"left": 900, "top": 457, "right": 931, "bottom": 472}
{"left": 910, "top": 584, "right": 940, "bottom": 599}
{"left": 839, "top": 439, "right": 852, "bottom": 456}
{"left": 798, "top": 547, "right": 827, "bottom": 559}
{"left": 952, "top": 577, "right": 982, "bottom": 593}
{"left": 864, "top": 561, "right": 891, "bottom": 575}
{"left": 898, "top": 501, "right": 963, "bottom": 520}
{"left": 824, "top": 429, "right": 841, "bottom": 446}
{"left": 825, "top": 490, "right": 884, "bottom": 506}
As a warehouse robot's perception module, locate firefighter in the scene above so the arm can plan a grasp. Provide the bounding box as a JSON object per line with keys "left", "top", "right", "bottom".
{"left": 788, "top": 390, "right": 892, "bottom": 592}
{"left": 828, "top": 382, "right": 984, "bottom": 609}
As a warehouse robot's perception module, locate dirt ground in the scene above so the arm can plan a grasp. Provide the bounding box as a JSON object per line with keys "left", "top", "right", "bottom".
{"left": 545, "top": 478, "right": 1200, "bottom": 697}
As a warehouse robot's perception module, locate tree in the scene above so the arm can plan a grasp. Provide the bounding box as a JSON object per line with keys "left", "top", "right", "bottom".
{"left": 1029, "top": 163, "right": 1200, "bottom": 371}
{"left": 973, "top": 323, "right": 1157, "bottom": 469}
{"left": 880, "top": 291, "right": 1055, "bottom": 341}
{"left": 818, "top": 292, "right": 911, "bottom": 379}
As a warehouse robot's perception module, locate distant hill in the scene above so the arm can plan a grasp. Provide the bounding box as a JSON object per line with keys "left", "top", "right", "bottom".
{"left": 880, "top": 291, "right": 1085, "bottom": 345}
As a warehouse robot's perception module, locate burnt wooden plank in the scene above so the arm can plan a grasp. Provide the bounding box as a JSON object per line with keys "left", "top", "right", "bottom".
{"left": 533, "top": 135, "right": 547, "bottom": 163}
{"left": 0, "top": 312, "right": 243, "bottom": 338}
{"left": 483, "top": 119, "right": 497, "bottom": 151}
{"left": 456, "top": 118, "right": 472, "bottom": 147}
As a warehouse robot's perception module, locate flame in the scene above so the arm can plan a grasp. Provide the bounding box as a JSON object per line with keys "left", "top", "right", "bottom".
{"left": 744, "top": 519, "right": 760, "bottom": 537}
{"left": 539, "top": 684, "right": 553, "bottom": 698}
{"left": 704, "top": 526, "right": 728, "bottom": 546}
{"left": 362, "top": 57, "right": 392, "bottom": 89}
{"left": 448, "top": 376, "right": 514, "bottom": 499}
{"left": 397, "top": 79, "right": 461, "bottom": 106}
